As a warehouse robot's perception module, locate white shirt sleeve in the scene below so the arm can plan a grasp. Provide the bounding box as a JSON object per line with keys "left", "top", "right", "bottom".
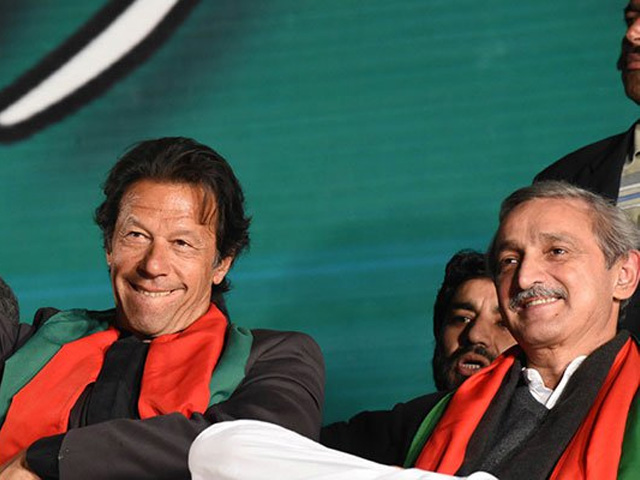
{"left": 189, "top": 420, "right": 498, "bottom": 480}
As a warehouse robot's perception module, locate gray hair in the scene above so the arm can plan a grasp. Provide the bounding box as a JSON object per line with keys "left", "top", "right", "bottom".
{"left": 488, "top": 181, "right": 640, "bottom": 274}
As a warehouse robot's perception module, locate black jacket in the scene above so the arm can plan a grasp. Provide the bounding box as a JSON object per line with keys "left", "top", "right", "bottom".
{"left": 1, "top": 308, "right": 325, "bottom": 480}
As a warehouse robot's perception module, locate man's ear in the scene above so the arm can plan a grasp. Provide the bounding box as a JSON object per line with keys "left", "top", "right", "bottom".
{"left": 613, "top": 250, "right": 640, "bottom": 301}
{"left": 105, "top": 249, "right": 113, "bottom": 268}
{"left": 212, "top": 256, "right": 234, "bottom": 285}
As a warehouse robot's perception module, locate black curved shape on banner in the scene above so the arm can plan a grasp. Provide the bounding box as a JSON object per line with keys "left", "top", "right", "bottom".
{"left": 0, "top": 0, "right": 201, "bottom": 143}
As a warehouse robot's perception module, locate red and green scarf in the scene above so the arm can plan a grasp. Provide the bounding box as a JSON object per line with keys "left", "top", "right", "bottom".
{"left": 406, "top": 338, "right": 639, "bottom": 479}
{"left": 0, "top": 304, "right": 251, "bottom": 463}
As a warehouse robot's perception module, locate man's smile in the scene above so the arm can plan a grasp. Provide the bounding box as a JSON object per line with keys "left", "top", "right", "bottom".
{"left": 130, "top": 282, "right": 180, "bottom": 298}
{"left": 509, "top": 284, "right": 567, "bottom": 312}
{"left": 521, "top": 296, "right": 560, "bottom": 309}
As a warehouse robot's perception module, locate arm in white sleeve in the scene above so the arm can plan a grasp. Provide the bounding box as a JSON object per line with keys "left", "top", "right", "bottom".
{"left": 189, "top": 420, "right": 498, "bottom": 480}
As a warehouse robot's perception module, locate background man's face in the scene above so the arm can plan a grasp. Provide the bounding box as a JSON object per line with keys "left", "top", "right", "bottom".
{"left": 106, "top": 180, "right": 232, "bottom": 337}
{"left": 438, "top": 278, "right": 515, "bottom": 390}
{"left": 493, "top": 198, "right": 620, "bottom": 354}
{"left": 620, "top": 1, "right": 640, "bottom": 103}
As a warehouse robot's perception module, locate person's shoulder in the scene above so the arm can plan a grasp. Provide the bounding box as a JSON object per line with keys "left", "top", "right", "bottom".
{"left": 390, "top": 390, "right": 447, "bottom": 412}
{"left": 320, "top": 391, "right": 447, "bottom": 465}
{"left": 32, "top": 307, "right": 62, "bottom": 328}
{"left": 249, "top": 328, "right": 322, "bottom": 355}
{"left": 244, "top": 329, "right": 325, "bottom": 377}
{"left": 395, "top": 390, "right": 449, "bottom": 414}
{"left": 32, "top": 307, "right": 115, "bottom": 327}
{"left": 535, "top": 126, "right": 633, "bottom": 182}
{"left": 322, "top": 391, "right": 447, "bottom": 439}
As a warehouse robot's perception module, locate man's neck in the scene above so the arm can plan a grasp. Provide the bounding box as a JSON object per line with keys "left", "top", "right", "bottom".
{"left": 524, "top": 354, "right": 574, "bottom": 390}
{"left": 523, "top": 332, "right": 616, "bottom": 389}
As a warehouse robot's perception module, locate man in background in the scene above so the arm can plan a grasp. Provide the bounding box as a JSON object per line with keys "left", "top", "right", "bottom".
{"left": 535, "top": 0, "right": 640, "bottom": 333}
{"left": 319, "top": 250, "right": 515, "bottom": 465}
{"left": 432, "top": 250, "right": 515, "bottom": 391}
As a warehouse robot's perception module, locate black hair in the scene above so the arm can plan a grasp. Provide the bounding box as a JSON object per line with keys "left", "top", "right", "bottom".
{"left": 95, "top": 137, "right": 251, "bottom": 310}
{"left": 431, "top": 250, "right": 490, "bottom": 390}
{"left": 432, "top": 250, "right": 490, "bottom": 339}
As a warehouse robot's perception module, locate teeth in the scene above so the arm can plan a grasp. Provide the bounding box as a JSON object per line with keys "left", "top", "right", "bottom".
{"left": 462, "top": 363, "right": 481, "bottom": 370}
{"left": 526, "top": 297, "right": 558, "bottom": 308}
{"left": 138, "top": 289, "right": 172, "bottom": 298}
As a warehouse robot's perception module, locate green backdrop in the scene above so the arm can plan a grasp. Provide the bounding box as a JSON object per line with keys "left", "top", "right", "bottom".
{"left": 0, "top": 0, "right": 636, "bottom": 422}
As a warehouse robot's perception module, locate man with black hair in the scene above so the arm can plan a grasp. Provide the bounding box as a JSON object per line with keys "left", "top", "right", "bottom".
{"left": 0, "top": 137, "right": 324, "bottom": 480}
{"left": 319, "top": 250, "right": 515, "bottom": 465}
{"left": 432, "top": 251, "right": 515, "bottom": 392}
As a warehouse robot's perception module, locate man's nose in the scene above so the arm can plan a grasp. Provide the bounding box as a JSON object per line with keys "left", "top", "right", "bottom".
{"left": 465, "top": 314, "right": 492, "bottom": 348}
{"left": 137, "top": 241, "right": 170, "bottom": 277}
{"left": 514, "top": 255, "right": 545, "bottom": 291}
{"left": 627, "top": 17, "right": 640, "bottom": 47}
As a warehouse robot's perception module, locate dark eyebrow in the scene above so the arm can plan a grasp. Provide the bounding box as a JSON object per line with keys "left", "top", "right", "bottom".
{"left": 119, "top": 216, "right": 145, "bottom": 229}
{"left": 494, "top": 239, "right": 520, "bottom": 254}
{"left": 449, "top": 302, "right": 476, "bottom": 312}
{"left": 625, "top": 4, "right": 640, "bottom": 15}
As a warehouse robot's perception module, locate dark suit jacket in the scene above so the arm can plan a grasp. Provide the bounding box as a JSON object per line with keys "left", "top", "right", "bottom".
{"left": 534, "top": 123, "right": 639, "bottom": 335}
{"left": 320, "top": 391, "right": 448, "bottom": 466}
{"left": 322, "top": 333, "right": 634, "bottom": 479}
{"left": 534, "top": 124, "right": 634, "bottom": 201}
{"left": 3, "top": 308, "right": 325, "bottom": 480}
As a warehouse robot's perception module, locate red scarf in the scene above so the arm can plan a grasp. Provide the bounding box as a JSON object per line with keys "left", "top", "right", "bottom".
{"left": 415, "top": 338, "right": 639, "bottom": 478}
{"left": 0, "top": 304, "right": 227, "bottom": 463}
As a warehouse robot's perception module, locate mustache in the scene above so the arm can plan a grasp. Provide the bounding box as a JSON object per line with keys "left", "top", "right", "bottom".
{"left": 509, "top": 284, "right": 568, "bottom": 311}
{"left": 449, "top": 344, "right": 494, "bottom": 364}
{"left": 618, "top": 41, "right": 640, "bottom": 71}
{"left": 434, "top": 344, "right": 495, "bottom": 390}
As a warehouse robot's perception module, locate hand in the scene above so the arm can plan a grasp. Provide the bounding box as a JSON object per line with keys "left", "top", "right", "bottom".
{"left": 0, "top": 451, "right": 41, "bottom": 480}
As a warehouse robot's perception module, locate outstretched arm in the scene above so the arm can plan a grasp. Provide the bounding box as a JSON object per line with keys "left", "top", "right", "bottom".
{"left": 189, "top": 420, "right": 498, "bottom": 480}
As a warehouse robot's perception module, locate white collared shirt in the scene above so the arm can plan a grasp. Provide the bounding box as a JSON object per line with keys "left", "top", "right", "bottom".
{"left": 521, "top": 356, "right": 586, "bottom": 409}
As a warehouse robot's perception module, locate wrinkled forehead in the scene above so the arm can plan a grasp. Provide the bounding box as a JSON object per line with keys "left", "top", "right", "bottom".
{"left": 496, "top": 197, "right": 597, "bottom": 247}
{"left": 119, "top": 180, "right": 219, "bottom": 228}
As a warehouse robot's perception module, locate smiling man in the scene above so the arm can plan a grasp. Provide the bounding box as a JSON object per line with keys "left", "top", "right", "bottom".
{"left": 534, "top": 0, "right": 640, "bottom": 335}
{"left": 404, "top": 181, "right": 640, "bottom": 479}
{"left": 0, "top": 137, "right": 324, "bottom": 480}
{"left": 187, "top": 181, "right": 640, "bottom": 480}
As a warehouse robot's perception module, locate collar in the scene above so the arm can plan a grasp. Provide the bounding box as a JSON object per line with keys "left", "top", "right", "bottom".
{"left": 521, "top": 355, "right": 586, "bottom": 409}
